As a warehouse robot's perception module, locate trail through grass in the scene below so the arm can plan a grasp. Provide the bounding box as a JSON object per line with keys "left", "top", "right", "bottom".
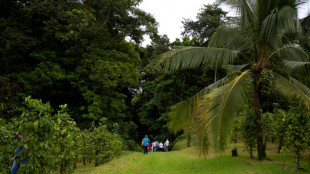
{"left": 75, "top": 146, "right": 310, "bottom": 174}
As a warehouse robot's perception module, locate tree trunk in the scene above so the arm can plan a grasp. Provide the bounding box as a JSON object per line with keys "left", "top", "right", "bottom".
{"left": 296, "top": 149, "right": 300, "bottom": 169}
{"left": 263, "top": 137, "right": 267, "bottom": 151}
{"left": 278, "top": 136, "right": 283, "bottom": 153}
{"left": 95, "top": 151, "right": 99, "bottom": 167}
{"left": 253, "top": 72, "right": 267, "bottom": 160}
{"left": 73, "top": 162, "right": 77, "bottom": 170}
{"left": 214, "top": 67, "right": 217, "bottom": 83}
{"left": 60, "top": 140, "right": 65, "bottom": 174}
{"left": 250, "top": 145, "right": 254, "bottom": 159}
{"left": 60, "top": 163, "right": 64, "bottom": 174}
{"left": 187, "top": 134, "right": 191, "bottom": 147}
{"left": 232, "top": 149, "right": 238, "bottom": 157}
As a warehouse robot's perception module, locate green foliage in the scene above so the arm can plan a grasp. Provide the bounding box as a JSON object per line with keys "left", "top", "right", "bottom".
{"left": 284, "top": 105, "right": 310, "bottom": 168}
{"left": 84, "top": 0, "right": 158, "bottom": 44}
{"left": 91, "top": 124, "right": 123, "bottom": 166}
{"left": 79, "top": 130, "right": 93, "bottom": 165}
{"left": 181, "top": 4, "right": 229, "bottom": 46}
{"left": 4, "top": 97, "right": 125, "bottom": 173}
{"left": 262, "top": 112, "right": 276, "bottom": 145}
{"left": 52, "top": 104, "right": 80, "bottom": 174}
{"left": 56, "top": 9, "right": 96, "bottom": 41}
{"left": 239, "top": 107, "right": 256, "bottom": 158}
{"left": 17, "top": 96, "right": 56, "bottom": 173}
{"left": 230, "top": 114, "right": 243, "bottom": 144}
{"left": 0, "top": 0, "right": 160, "bottom": 148}
{"left": 0, "top": 119, "right": 15, "bottom": 173}
{"left": 171, "top": 37, "right": 201, "bottom": 47}
{"left": 260, "top": 69, "right": 273, "bottom": 111}
{"left": 273, "top": 106, "right": 288, "bottom": 153}
{"left": 156, "top": 0, "right": 310, "bottom": 160}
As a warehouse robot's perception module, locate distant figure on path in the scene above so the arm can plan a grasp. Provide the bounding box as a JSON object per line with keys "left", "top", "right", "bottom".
{"left": 152, "top": 141, "right": 157, "bottom": 152}
{"left": 164, "top": 139, "right": 169, "bottom": 152}
{"left": 11, "top": 132, "right": 29, "bottom": 174}
{"left": 159, "top": 142, "right": 163, "bottom": 151}
{"left": 148, "top": 141, "right": 152, "bottom": 152}
{"left": 141, "top": 135, "right": 150, "bottom": 154}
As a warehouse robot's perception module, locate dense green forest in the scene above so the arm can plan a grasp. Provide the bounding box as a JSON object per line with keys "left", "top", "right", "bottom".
{"left": 1, "top": 0, "right": 310, "bottom": 173}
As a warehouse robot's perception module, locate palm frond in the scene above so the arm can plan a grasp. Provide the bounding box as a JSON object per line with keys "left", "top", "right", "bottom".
{"left": 276, "top": 5, "right": 301, "bottom": 35}
{"left": 168, "top": 94, "right": 199, "bottom": 134}
{"left": 260, "top": 8, "right": 277, "bottom": 43}
{"left": 217, "top": 0, "right": 255, "bottom": 28}
{"left": 273, "top": 73, "right": 310, "bottom": 110}
{"left": 260, "top": 5, "right": 301, "bottom": 48}
{"left": 208, "top": 26, "right": 253, "bottom": 52}
{"left": 168, "top": 77, "right": 228, "bottom": 134}
{"left": 289, "top": 76, "right": 310, "bottom": 96}
{"left": 197, "top": 70, "right": 251, "bottom": 153}
{"left": 223, "top": 64, "right": 249, "bottom": 75}
{"left": 157, "top": 47, "right": 240, "bottom": 72}
{"left": 269, "top": 44, "right": 309, "bottom": 61}
{"left": 283, "top": 60, "right": 310, "bottom": 75}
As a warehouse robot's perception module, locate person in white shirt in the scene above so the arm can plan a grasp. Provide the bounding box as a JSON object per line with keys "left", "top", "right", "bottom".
{"left": 152, "top": 141, "right": 157, "bottom": 152}
{"left": 159, "top": 142, "right": 163, "bottom": 151}
{"left": 164, "top": 139, "right": 169, "bottom": 152}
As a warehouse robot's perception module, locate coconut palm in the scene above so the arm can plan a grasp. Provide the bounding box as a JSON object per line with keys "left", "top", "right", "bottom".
{"left": 157, "top": 0, "right": 310, "bottom": 160}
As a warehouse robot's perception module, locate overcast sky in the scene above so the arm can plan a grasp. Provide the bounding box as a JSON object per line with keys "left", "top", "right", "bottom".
{"left": 138, "top": 0, "right": 310, "bottom": 46}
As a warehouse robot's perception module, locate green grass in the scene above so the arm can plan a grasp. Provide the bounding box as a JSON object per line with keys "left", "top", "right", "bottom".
{"left": 74, "top": 141, "right": 310, "bottom": 174}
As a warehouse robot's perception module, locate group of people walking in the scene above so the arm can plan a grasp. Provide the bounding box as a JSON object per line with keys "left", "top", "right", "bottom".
{"left": 141, "top": 135, "right": 169, "bottom": 154}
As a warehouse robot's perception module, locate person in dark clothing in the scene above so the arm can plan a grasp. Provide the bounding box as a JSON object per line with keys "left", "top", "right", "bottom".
{"left": 11, "top": 132, "right": 29, "bottom": 174}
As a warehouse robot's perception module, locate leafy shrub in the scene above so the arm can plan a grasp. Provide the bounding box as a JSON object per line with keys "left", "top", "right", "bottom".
{"left": 285, "top": 106, "right": 310, "bottom": 168}
{"left": 91, "top": 125, "right": 123, "bottom": 166}
{"left": 240, "top": 107, "right": 256, "bottom": 158}
{"left": 52, "top": 104, "right": 80, "bottom": 174}
{"left": 0, "top": 119, "right": 15, "bottom": 173}
{"left": 122, "top": 139, "right": 141, "bottom": 151}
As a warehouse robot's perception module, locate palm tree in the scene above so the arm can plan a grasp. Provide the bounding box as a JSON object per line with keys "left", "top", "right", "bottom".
{"left": 156, "top": 0, "right": 310, "bottom": 160}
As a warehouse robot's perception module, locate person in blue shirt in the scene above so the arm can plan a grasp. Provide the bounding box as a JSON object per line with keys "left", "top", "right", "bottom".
{"left": 11, "top": 132, "right": 29, "bottom": 174}
{"left": 141, "top": 135, "right": 150, "bottom": 154}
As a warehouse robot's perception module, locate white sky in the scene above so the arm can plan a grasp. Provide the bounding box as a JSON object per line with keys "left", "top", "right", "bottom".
{"left": 138, "top": 0, "right": 310, "bottom": 46}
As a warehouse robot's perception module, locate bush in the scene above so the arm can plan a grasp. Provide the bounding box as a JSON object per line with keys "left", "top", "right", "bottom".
{"left": 17, "top": 97, "right": 56, "bottom": 173}
{"left": 2, "top": 97, "right": 124, "bottom": 173}
{"left": 91, "top": 125, "right": 123, "bottom": 166}
{"left": 0, "top": 119, "right": 15, "bottom": 173}
{"left": 122, "top": 139, "right": 141, "bottom": 151}
{"left": 285, "top": 106, "right": 310, "bottom": 169}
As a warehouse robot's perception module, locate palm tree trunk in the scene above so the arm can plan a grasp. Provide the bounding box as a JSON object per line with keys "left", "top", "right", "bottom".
{"left": 253, "top": 72, "right": 267, "bottom": 160}
{"left": 214, "top": 67, "right": 217, "bottom": 83}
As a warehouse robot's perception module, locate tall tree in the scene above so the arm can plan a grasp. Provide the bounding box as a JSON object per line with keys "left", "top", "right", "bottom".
{"left": 0, "top": 0, "right": 160, "bottom": 147}
{"left": 156, "top": 0, "right": 310, "bottom": 160}
{"left": 181, "top": 3, "right": 228, "bottom": 46}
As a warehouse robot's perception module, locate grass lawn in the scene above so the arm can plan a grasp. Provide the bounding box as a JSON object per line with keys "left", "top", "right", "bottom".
{"left": 74, "top": 142, "right": 310, "bottom": 174}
